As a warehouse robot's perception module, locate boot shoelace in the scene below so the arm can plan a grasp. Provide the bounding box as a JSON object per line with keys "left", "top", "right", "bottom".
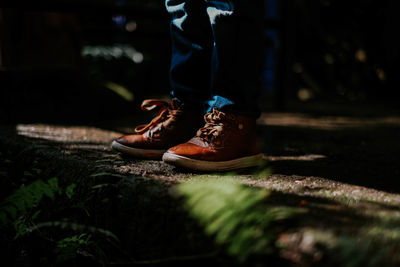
{"left": 135, "top": 99, "right": 182, "bottom": 138}
{"left": 197, "top": 107, "right": 233, "bottom": 144}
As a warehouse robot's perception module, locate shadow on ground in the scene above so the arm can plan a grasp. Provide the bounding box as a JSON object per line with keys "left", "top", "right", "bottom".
{"left": 257, "top": 113, "right": 400, "bottom": 193}
{"left": 1, "top": 109, "right": 400, "bottom": 266}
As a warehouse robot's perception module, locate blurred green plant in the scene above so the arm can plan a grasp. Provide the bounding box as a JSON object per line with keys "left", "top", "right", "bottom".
{"left": 0, "top": 177, "right": 64, "bottom": 226}
{"left": 55, "top": 233, "right": 93, "bottom": 263}
{"left": 0, "top": 175, "right": 116, "bottom": 265}
{"left": 175, "top": 177, "right": 296, "bottom": 261}
{"left": 104, "top": 81, "right": 134, "bottom": 102}
{"left": 0, "top": 177, "right": 81, "bottom": 241}
{"left": 53, "top": 231, "right": 112, "bottom": 265}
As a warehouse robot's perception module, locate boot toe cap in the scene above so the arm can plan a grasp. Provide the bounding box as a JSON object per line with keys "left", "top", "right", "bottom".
{"left": 167, "top": 142, "right": 215, "bottom": 160}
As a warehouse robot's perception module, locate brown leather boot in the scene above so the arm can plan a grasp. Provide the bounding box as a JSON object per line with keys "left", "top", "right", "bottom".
{"left": 112, "top": 99, "right": 203, "bottom": 159}
{"left": 162, "top": 107, "right": 263, "bottom": 171}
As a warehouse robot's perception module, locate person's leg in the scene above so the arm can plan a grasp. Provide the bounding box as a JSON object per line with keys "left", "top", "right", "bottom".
{"left": 111, "top": 0, "right": 213, "bottom": 158}
{"left": 166, "top": 0, "right": 214, "bottom": 109}
{"left": 205, "top": 0, "right": 266, "bottom": 118}
{"left": 163, "top": 0, "right": 266, "bottom": 171}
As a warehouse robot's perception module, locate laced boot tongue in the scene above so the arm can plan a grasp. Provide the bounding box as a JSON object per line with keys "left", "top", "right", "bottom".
{"left": 197, "top": 108, "right": 228, "bottom": 143}
{"left": 134, "top": 99, "right": 171, "bottom": 134}
{"left": 205, "top": 108, "right": 227, "bottom": 123}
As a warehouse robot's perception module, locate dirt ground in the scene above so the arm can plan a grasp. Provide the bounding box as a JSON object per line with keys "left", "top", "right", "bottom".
{"left": 1, "top": 109, "right": 400, "bottom": 266}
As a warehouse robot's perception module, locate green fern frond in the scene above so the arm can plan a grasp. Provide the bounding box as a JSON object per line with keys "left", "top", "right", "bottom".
{"left": 0, "top": 177, "right": 61, "bottom": 225}
{"left": 175, "top": 178, "right": 295, "bottom": 260}
{"left": 55, "top": 233, "right": 92, "bottom": 263}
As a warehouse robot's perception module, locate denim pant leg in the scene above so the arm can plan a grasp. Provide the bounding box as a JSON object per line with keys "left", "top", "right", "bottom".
{"left": 165, "top": 0, "right": 213, "bottom": 109}
{"left": 206, "top": 0, "right": 265, "bottom": 118}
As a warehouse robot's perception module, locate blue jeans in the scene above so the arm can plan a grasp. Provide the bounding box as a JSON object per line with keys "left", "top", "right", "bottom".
{"left": 166, "top": 0, "right": 265, "bottom": 118}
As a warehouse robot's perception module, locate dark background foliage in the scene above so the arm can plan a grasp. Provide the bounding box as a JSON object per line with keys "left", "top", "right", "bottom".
{"left": 1, "top": 0, "right": 399, "bottom": 124}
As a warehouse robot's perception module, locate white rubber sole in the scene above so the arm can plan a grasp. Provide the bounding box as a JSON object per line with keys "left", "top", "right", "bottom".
{"left": 162, "top": 152, "right": 264, "bottom": 172}
{"left": 111, "top": 141, "right": 166, "bottom": 159}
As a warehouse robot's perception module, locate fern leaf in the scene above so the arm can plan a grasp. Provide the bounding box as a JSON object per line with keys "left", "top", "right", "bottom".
{"left": 175, "top": 178, "right": 292, "bottom": 260}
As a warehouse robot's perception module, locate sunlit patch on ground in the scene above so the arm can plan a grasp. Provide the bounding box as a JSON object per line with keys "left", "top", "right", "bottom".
{"left": 266, "top": 154, "right": 326, "bottom": 161}
{"left": 258, "top": 113, "right": 400, "bottom": 130}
